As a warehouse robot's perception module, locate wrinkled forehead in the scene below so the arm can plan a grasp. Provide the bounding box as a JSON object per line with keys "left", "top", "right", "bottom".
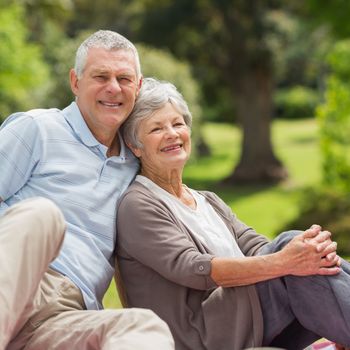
{"left": 85, "top": 47, "right": 139, "bottom": 75}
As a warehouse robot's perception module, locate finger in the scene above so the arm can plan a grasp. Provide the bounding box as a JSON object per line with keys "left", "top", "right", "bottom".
{"left": 313, "top": 230, "right": 331, "bottom": 243}
{"left": 317, "top": 240, "right": 337, "bottom": 253}
{"left": 303, "top": 227, "right": 321, "bottom": 240}
{"left": 310, "top": 224, "right": 322, "bottom": 231}
{"left": 318, "top": 266, "right": 341, "bottom": 275}
{"left": 326, "top": 251, "right": 336, "bottom": 261}
{"left": 321, "top": 255, "right": 340, "bottom": 267}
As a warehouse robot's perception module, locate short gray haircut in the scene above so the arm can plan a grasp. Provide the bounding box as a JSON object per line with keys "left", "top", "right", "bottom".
{"left": 74, "top": 30, "right": 141, "bottom": 79}
{"left": 123, "top": 77, "right": 192, "bottom": 149}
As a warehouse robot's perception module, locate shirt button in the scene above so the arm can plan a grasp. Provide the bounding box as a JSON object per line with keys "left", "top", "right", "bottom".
{"left": 199, "top": 265, "right": 204, "bottom": 271}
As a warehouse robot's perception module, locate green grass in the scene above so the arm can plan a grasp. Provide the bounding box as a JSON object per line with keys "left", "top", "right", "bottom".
{"left": 103, "top": 118, "right": 321, "bottom": 309}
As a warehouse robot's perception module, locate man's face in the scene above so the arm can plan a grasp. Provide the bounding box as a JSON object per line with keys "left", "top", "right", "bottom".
{"left": 70, "top": 47, "right": 141, "bottom": 140}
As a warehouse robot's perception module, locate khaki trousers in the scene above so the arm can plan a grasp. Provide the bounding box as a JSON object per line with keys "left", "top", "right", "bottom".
{"left": 0, "top": 198, "right": 174, "bottom": 350}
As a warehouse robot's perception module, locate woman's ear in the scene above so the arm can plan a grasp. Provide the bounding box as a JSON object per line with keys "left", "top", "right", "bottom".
{"left": 127, "top": 142, "right": 142, "bottom": 158}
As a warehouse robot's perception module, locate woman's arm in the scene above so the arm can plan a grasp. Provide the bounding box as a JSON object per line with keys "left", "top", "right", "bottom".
{"left": 211, "top": 226, "right": 341, "bottom": 287}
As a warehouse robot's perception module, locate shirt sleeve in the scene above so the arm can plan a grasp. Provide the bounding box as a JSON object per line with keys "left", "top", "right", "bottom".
{"left": 0, "top": 113, "right": 41, "bottom": 203}
{"left": 117, "top": 189, "right": 217, "bottom": 291}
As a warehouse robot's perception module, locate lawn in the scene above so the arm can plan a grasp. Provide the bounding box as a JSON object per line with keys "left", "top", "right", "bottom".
{"left": 103, "top": 118, "right": 321, "bottom": 309}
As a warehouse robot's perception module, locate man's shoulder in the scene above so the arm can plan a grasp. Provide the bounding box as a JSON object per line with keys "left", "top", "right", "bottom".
{"left": 1, "top": 107, "right": 63, "bottom": 129}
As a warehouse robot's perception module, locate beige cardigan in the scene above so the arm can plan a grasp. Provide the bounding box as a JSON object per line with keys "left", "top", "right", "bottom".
{"left": 116, "top": 181, "right": 269, "bottom": 350}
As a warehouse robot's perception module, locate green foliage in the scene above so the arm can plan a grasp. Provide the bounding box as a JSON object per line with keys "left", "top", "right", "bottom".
{"left": 137, "top": 44, "right": 201, "bottom": 119}
{"left": 306, "top": 0, "right": 350, "bottom": 38}
{"left": 41, "top": 27, "right": 92, "bottom": 109}
{"left": 280, "top": 187, "right": 350, "bottom": 256}
{"left": 274, "top": 85, "right": 319, "bottom": 119}
{"left": 0, "top": 3, "right": 51, "bottom": 121}
{"left": 317, "top": 39, "right": 350, "bottom": 193}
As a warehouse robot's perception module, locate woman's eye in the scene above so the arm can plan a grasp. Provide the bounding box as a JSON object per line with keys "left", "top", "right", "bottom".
{"left": 150, "top": 127, "right": 161, "bottom": 133}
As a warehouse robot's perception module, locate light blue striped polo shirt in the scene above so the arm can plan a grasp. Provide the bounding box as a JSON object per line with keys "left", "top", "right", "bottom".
{"left": 0, "top": 102, "right": 139, "bottom": 310}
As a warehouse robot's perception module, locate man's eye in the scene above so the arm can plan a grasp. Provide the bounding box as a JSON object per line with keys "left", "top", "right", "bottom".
{"left": 118, "top": 76, "right": 134, "bottom": 85}
{"left": 95, "top": 75, "right": 108, "bottom": 81}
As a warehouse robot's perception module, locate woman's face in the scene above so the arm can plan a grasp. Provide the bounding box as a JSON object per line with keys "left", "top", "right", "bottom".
{"left": 131, "top": 102, "right": 191, "bottom": 174}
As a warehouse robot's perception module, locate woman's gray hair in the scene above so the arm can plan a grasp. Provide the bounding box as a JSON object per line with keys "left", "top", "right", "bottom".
{"left": 123, "top": 77, "right": 192, "bottom": 149}
{"left": 74, "top": 30, "right": 141, "bottom": 79}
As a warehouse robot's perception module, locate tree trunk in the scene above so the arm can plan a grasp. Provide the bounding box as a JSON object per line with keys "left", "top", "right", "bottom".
{"left": 224, "top": 67, "right": 288, "bottom": 184}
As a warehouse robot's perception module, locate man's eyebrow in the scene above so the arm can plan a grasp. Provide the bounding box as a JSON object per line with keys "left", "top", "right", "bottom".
{"left": 91, "top": 68, "right": 109, "bottom": 74}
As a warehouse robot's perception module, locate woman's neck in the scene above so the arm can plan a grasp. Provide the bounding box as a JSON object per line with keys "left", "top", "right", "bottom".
{"left": 140, "top": 168, "right": 183, "bottom": 197}
{"left": 140, "top": 167, "right": 197, "bottom": 209}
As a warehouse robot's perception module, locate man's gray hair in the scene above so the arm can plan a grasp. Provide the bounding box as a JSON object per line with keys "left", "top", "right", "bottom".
{"left": 74, "top": 30, "right": 141, "bottom": 79}
{"left": 122, "top": 77, "right": 192, "bottom": 149}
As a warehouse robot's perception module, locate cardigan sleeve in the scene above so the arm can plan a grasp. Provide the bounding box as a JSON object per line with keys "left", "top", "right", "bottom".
{"left": 117, "top": 187, "right": 218, "bottom": 291}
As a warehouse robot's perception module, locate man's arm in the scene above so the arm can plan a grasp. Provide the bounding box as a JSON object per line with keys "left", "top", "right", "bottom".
{"left": 0, "top": 113, "right": 40, "bottom": 206}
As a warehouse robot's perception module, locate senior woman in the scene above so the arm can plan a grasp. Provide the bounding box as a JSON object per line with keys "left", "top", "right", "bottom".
{"left": 116, "top": 77, "right": 350, "bottom": 350}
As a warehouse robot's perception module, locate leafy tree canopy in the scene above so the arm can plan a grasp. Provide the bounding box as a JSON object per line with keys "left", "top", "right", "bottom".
{"left": 0, "top": 3, "right": 50, "bottom": 121}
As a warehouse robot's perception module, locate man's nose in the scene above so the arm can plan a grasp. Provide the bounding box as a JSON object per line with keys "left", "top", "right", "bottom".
{"left": 106, "top": 79, "right": 122, "bottom": 93}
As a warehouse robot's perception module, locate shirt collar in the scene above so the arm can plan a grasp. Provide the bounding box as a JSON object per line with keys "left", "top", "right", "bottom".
{"left": 63, "top": 102, "right": 137, "bottom": 163}
{"left": 63, "top": 102, "right": 100, "bottom": 148}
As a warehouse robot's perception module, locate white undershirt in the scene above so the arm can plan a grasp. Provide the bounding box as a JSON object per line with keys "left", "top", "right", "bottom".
{"left": 136, "top": 175, "right": 244, "bottom": 258}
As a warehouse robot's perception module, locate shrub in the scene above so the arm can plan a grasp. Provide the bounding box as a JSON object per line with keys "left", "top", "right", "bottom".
{"left": 274, "top": 85, "right": 319, "bottom": 119}
{"left": 0, "top": 4, "right": 50, "bottom": 122}
{"left": 317, "top": 39, "right": 350, "bottom": 193}
{"left": 278, "top": 187, "right": 350, "bottom": 256}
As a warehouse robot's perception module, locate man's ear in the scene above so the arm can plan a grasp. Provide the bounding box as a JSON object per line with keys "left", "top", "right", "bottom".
{"left": 136, "top": 76, "right": 143, "bottom": 97}
{"left": 70, "top": 69, "right": 79, "bottom": 96}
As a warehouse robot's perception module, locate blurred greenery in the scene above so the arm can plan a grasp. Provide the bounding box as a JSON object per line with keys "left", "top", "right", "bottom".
{"left": 281, "top": 38, "right": 350, "bottom": 256}
{"left": 318, "top": 39, "right": 350, "bottom": 193}
{"left": 0, "top": 3, "right": 51, "bottom": 120}
{"left": 274, "top": 85, "right": 320, "bottom": 119}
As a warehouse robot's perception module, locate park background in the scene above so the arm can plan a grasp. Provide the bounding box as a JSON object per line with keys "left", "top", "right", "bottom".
{"left": 2, "top": 0, "right": 350, "bottom": 308}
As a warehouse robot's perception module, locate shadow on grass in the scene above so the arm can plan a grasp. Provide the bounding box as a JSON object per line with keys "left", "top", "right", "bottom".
{"left": 183, "top": 175, "right": 278, "bottom": 205}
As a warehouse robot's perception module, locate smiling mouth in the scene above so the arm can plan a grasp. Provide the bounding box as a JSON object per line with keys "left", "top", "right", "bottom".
{"left": 161, "top": 144, "right": 182, "bottom": 152}
{"left": 99, "top": 101, "right": 122, "bottom": 108}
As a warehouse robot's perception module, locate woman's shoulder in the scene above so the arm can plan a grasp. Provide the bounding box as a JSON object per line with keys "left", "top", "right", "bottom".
{"left": 118, "top": 180, "right": 162, "bottom": 213}
{"left": 122, "top": 180, "right": 152, "bottom": 198}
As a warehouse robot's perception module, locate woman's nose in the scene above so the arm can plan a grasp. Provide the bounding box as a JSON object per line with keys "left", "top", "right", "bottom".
{"left": 165, "top": 126, "right": 178, "bottom": 137}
